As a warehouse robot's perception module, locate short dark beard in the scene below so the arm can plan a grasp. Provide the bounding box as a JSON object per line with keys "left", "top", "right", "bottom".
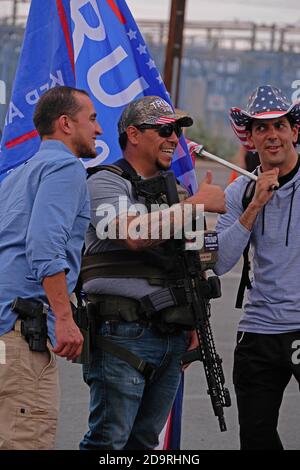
{"left": 156, "top": 159, "right": 172, "bottom": 171}
{"left": 75, "top": 145, "right": 98, "bottom": 159}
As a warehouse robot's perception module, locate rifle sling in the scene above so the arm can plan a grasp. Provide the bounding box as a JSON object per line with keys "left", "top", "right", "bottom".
{"left": 94, "top": 336, "right": 156, "bottom": 381}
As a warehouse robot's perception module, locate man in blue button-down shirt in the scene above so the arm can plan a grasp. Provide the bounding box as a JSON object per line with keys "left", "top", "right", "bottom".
{"left": 0, "top": 86, "right": 102, "bottom": 449}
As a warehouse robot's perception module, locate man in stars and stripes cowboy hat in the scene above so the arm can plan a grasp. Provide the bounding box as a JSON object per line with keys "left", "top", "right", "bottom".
{"left": 229, "top": 84, "right": 300, "bottom": 150}
{"left": 213, "top": 85, "right": 300, "bottom": 450}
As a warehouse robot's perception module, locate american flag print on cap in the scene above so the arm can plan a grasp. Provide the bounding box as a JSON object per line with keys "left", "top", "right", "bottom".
{"left": 118, "top": 95, "right": 193, "bottom": 134}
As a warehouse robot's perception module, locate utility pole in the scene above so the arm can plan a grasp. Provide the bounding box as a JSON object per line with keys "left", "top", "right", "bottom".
{"left": 10, "top": 0, "right": 29, "bottom": 25}
{"left": 163, "top": 0, "right": 186, "bottom": 107}
{"left": 12, "top": 0, "right": 18, "bottom": 25}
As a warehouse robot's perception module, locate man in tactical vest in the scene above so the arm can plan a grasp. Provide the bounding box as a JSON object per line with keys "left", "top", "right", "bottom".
{"left": 215, "top": 85, "right": 300, "bottom": 450}
{"left": 79, "top": 95, "right": 226, "bottom": 450}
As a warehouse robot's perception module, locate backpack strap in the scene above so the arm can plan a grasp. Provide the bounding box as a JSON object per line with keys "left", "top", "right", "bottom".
{"left": 235, "top": 245, "right": 253, "bottom": 308}
{"left": 87, "top": 164, "right": 123, "bottom": 178}
{"left": 87, "top": 158, "right": 139, "bottom": 180}
{"left": 235, "top": 167, "right": 259, "bottom": 308}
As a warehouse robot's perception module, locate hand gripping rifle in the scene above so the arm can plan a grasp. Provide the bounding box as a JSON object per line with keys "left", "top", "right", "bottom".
{"left": 163, "top": 171, "right": 231, "bottom": 432}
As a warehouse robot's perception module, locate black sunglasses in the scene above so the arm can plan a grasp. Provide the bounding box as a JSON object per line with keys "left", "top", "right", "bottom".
{"left": 136, "top": 123, "right": 183, "bottom": 138}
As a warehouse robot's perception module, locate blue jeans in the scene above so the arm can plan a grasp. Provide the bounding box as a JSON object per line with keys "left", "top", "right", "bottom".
{"left": 80, "top": 321, "right": 187, "bottom": 450}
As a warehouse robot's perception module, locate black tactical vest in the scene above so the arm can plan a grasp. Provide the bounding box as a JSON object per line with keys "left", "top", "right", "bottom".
{"left": 81, "top": 159, "right": 190, "bottom": 287}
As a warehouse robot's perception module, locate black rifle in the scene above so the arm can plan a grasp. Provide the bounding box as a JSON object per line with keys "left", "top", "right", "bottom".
{"left": 180, "top": 251, "right": 231, "bottom": 431}
{"left": 162, "top": 171, "right": 231, "bottom": 432}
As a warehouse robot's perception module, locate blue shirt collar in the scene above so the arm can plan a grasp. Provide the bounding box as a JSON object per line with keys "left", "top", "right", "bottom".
{"left": 39, "top": 139, "right": 76, "bottom": 157}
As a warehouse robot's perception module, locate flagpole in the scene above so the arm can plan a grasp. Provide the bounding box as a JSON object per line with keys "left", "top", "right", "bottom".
{"left": 201, "top": 149, "right": 258, "bottom": 181}
{"left": 189, "top": 143, "right": 258, "bottom": 182}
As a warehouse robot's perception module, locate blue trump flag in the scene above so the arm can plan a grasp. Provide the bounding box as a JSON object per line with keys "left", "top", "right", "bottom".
{"left": 0, "top": 0, "right": 75, "bottom": 180}
{"left": 0, "top": 0, "right": 197, "bottom": 193}
{"left": 0, "top": 0, "right": 198, "bottom": 449}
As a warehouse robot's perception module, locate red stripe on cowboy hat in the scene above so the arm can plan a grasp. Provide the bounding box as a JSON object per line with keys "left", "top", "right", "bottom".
{"left": 250, "top": 110, "right": 288, "bottom": 117}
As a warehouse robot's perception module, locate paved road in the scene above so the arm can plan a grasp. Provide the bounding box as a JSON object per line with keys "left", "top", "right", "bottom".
{"left": 55, "top": 163, "right": 300, "bottom": 450}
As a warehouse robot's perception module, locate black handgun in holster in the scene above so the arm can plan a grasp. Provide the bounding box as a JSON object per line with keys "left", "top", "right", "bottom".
{"left": 11, "top": 297, "right": 48, "bottom": 352}
{"left": 72, "top": 303, "right": 91, "bottom": 364}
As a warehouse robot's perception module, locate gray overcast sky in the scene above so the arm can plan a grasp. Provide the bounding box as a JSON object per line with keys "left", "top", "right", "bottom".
{"left": 2, "top": 0, "right": 300, "bottom": 25}
{"left": 127, "top": 0, "right": 300, "bottom": 25}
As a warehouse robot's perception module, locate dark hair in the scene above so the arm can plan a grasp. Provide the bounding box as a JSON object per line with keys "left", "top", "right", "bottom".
{"left": 118, "top": 132, "right": 128, "bottom": 150}
{"left": 33, "top": 86, "right": 89, "bottom": 137}
{"left": 246, "top": 113, "right": 297, "bottom": 133}
{"left": 118, "top": 126, "right": 147, "bottom": 151}
{"left": 287, "top": 114, "right": 297, "bottom": 128}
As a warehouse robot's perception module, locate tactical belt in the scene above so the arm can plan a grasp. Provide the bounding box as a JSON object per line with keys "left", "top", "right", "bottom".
{"left": 87, "top": 291, "right": 195, "bottom": 329}
{"left": 88, "top": 292, "right": 192, "bottom": 382}
{"left": 87, "top": 294, "right": 141, "bottom": 323}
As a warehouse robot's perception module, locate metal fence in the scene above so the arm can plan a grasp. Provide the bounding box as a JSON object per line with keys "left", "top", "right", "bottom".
{"left": 1, "top": 17, "right": 300, "bottom": 139}
{"left": 0, "top": 23, "right": 24, "bottom": 128}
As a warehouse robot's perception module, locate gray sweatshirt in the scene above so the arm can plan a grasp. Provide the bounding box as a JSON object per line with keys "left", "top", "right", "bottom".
{"left": 214, "top": 167, "right": 300, "bottom": 333}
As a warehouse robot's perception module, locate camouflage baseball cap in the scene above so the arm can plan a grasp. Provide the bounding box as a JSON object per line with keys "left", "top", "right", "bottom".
{"left": 118, "top": 95, "right": 193, "bottom": 134}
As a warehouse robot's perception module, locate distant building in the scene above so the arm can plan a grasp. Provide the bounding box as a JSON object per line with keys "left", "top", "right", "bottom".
{"left": 180, "top": 47, "right": 300, "bottom": 139}
{"left": 141, "top": 20, "right": 300, "bottom": 140}
{"left": 0, "top": 0, "right": 29, "bottom": 125}
{"left": 0, "top": 24, "right": 24, "bottom": 126}
{"left": 1, "top": 16, "right": 300, "bottom": 142}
